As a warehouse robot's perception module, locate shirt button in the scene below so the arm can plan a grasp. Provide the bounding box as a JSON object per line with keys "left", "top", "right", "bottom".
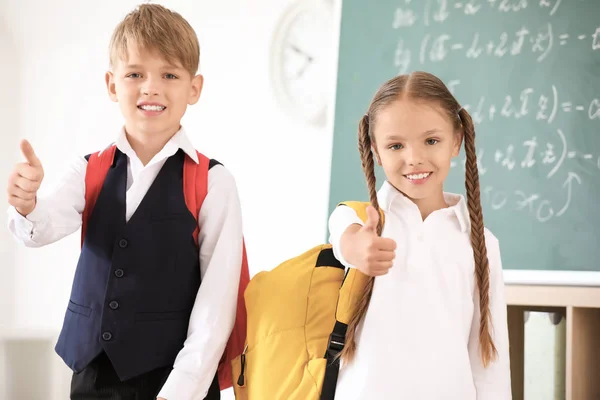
{"left": 102, "top": 332, "right": 113, "bottom": 341}
{"left": 109, "top": 301, "right": 119, "bottom": 310}
{"left": 118, "top": 239, "right": 128, "bottom": 248}
{"left": 114, "top": 269, "right": 124, "bottom": 278}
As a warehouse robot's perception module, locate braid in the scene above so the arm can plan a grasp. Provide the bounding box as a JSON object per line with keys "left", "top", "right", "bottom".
{"left": 340, "top": 114, "right": 380, "bottom": 363}
{"left": 459, "top": 108, "right": 497, "bottom": 367}
{"left": 358, "top": 115, "right": 383, "bottom": 235}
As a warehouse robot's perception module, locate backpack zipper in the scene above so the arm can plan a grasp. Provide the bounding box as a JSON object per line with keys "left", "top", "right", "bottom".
{"left": 237, "top": 343, "right": 248, "bottom": 386}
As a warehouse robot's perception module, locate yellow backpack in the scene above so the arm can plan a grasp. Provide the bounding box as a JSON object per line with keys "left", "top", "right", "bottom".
{"left": 231, "top": 202, "right": 382, "bottom": 400}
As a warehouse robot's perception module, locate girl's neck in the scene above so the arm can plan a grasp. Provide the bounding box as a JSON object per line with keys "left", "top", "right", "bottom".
{"left": 408, "top": 191, "right": 448, "bottom": 221}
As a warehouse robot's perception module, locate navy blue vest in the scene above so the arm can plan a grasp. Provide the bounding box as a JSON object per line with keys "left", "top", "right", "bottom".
{"left": 55, "top": 149, "right": 205, "bottom": 380}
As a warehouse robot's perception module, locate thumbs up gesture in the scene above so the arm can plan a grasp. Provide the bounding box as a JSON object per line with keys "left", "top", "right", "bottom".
{"left": 7, "top": 140, "right": 45, "bottom": 216}
{"left": 341, "top": 205, "right": 397, "bottom": 277}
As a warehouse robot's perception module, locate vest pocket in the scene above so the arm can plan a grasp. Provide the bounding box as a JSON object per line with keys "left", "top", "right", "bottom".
{"left": 135, "top": 309, "right": 188, "bottom": 322}
{"left": 151, "top": 212, "right": 190, "bottom": 221}
{"left": 67, "top": 300, "right": 92, "bottom": 317}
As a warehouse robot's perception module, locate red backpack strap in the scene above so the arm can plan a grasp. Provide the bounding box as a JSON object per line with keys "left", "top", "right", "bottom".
{"left": 218, "top": 240, "right": 249, "bottom": 389}
{"left": 183, "top": 151, "right": 210, "bottom": 245}
{"left": 183, "top": 151, "right": 249, "bottom": 390}
{"left": 82, "top": 144, "right": 117, "bottom": 247}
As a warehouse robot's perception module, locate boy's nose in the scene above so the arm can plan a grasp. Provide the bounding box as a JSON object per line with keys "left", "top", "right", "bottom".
{"left": 142, "top": 79, "right": 161, "bottom": 96}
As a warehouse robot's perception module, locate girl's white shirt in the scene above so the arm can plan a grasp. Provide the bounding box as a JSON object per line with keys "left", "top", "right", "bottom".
{"left": 329, "top": 181, "right": 512, "bottom": 400}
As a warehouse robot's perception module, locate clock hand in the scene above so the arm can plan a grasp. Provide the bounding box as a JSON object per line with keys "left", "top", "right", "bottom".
{"left": 296, "top": 58, "right": 313, "bottom": 78}
{"left": 289, "top": 43, "right": 314, "bottom": 63}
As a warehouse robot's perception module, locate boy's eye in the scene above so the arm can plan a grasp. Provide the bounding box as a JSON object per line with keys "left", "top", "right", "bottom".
{"left": 165, "top": 74, "right": 178, "bottom": 79}
{"left": 389, "top": 144, "right": 403, "bottom": 150}
{"left": 426, "top": 138, "right": 439, "bottom": 145}
{"left": 126, "top": 73, "right": 142, "bottom": 78}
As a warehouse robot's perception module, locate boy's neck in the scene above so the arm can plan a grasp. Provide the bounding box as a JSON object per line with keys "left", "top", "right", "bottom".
{"left": 124, "top": 126, "right": 179, "bottom": 166}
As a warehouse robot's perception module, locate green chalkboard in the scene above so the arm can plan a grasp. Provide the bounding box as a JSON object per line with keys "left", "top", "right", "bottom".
{"left": 328, "top": 0, "right": 600, "bottom": 274}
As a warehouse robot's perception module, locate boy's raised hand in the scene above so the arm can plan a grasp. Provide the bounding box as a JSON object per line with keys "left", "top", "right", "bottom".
{"left": 7, "top": 139, "right": 44, "bottom": 216}
{"left": 341, "top": 205, "right": 397, "bottom": 277}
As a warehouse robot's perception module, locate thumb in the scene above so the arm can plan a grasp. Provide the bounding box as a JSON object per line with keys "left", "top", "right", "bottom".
{"left": 362, "top": 205, "right": 380, "bottom": 233}
{"left": 20, "top": 139, "right": 42, "bottom": 167}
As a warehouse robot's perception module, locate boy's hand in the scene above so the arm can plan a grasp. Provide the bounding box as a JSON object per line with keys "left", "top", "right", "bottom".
{"left": 341, "top": 205, "right": 397, "bottom": 276}
{"left": 7, "top": 139, "right": 44, "bottom": 216}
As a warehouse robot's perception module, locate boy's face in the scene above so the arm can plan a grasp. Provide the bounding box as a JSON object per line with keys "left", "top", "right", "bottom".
{"left": 105, "top": 43, "right": 203, "bottom": 139}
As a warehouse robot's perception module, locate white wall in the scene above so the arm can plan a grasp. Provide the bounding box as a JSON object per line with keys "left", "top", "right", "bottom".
{"left": 0, "top": 0, "right": 340, "bottom": 398}
{"left": 0, "top": 11, "right": 20, "bottom": 397}
{"left": 0, "top": 10, "right": 19, "bottom": 333}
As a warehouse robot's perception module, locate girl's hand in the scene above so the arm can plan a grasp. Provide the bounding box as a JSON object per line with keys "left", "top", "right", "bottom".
{"left": 341, "top": 205, "right": 396, "bottom": 276}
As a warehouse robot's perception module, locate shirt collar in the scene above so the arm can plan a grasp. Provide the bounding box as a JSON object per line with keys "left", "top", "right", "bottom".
{"left": 377, "top": 180, "right": 470, "bottom": 233}
{"left": 115, "top": 126, "right": 199, "bottom": 165}
{"left": 442, "top": 192, "right": 470, "bottom": 233}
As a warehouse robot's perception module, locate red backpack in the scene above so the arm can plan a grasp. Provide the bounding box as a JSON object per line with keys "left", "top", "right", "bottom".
{"left": 81, "top": 144, "right": 249, "bottom": 389}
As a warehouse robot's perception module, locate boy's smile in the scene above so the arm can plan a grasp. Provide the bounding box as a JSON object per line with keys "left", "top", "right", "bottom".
{"left": 137, "top": 101, "right": 167, "bottom": 116}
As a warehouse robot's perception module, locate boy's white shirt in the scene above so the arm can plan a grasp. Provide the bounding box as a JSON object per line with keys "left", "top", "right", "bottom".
{"left": 7, "top": 127, "right": 243, "bottom": 400}
{"left": 329, "top": 181, "right": 512, "bottom": 400}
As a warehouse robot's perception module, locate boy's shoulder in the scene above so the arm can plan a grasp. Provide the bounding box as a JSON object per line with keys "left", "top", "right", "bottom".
{"left": 83, "top": 142, "right": 117, "bottom": 162}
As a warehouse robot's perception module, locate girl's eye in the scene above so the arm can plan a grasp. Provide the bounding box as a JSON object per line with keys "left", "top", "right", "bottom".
{"left": 389, "top": 144, "right": 403, "bottom": 150}
{"left": 426, "top": 138, "right": 439, "bottom": 145}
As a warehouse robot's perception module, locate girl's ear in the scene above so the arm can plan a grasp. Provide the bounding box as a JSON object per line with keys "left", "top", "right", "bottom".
{"left": 452, "top": 129, "right": 463, "bottom": 157}
{"left": 372, "top": 146, "right": 382, "bottom": 165}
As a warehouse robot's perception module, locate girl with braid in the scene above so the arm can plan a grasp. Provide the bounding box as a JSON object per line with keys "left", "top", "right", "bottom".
{"left": 328, "top": 71, "right": 512, "bottom": 399}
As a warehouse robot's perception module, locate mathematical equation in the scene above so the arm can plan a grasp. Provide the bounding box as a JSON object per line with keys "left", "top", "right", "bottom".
{"left": 450, "top": 127, "right": 594, "bottom": 222}
{"left": 452, "top": 128, "right": 599, "bottom": 176}
{"left": 393, "top": 0, "right": 564, "bottom": 30}
{"left": 394, "top": 24, "right": 600, "bottom": 73}
{"left": 480, "top": 171, "right": 580, "bottom": 223}
{"left": 455, "top": 85, "right": 600, "bottom": 125}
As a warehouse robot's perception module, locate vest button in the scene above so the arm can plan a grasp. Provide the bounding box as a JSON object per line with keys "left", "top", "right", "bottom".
{"left": 118, "top": 239, "right": 128, "bottom": 248}
{"left": 102, "top": 332, "right": 112, "bottom": 341}
{"left": 114, "top": 269, "right": 124, "bottom": 278}
{"left": 109, "top": 301, "right": 119, "bottom": 310}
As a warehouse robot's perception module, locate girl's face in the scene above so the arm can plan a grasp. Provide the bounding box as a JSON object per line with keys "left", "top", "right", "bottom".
{"left": 372, "top": 98, "right": 462, "bottom": 212}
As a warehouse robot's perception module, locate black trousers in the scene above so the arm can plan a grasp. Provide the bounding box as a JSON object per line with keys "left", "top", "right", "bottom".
{"left": 70, "top": 351, "right": 221, "bottom": 400}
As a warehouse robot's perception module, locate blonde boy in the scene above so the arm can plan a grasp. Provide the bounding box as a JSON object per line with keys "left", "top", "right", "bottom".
{"left": 7, "top": 4, "right": 243, "bottom": 399}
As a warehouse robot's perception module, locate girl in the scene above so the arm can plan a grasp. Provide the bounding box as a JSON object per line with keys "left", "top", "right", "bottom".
{"left": 329, "top": 71, "right": 512, "bottom": 399}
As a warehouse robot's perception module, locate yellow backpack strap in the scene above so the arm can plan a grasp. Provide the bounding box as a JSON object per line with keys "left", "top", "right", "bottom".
{"left": 321, "top": 201, "right": 384, "bottom": 400}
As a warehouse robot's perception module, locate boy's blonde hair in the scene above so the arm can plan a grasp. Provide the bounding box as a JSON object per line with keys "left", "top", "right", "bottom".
{"left": 109, "top": 4, "right": 200, "bottom": 77}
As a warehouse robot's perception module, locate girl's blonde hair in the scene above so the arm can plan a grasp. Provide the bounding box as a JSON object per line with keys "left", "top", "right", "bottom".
{"left": 109, "top": 4, "right": 200, "bottom": 77}
{"left": 340, "top": 71, "right": 497, "bottom": 368}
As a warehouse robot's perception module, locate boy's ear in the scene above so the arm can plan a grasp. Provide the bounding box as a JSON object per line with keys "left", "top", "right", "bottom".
{"left": 105, "top": 71, "right": 118, "bottom": 102}
{"left": 188, "top": 74, "right": 204, "bottom": 105}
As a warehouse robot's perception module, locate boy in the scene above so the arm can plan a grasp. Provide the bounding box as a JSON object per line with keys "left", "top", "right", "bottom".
{"left": 6, "top": 4, "right": 244, "bottom": 399}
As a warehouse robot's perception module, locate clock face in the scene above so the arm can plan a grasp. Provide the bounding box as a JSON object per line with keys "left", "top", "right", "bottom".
{"left": 271, "top": 0, "right": 334, "bottom": 125}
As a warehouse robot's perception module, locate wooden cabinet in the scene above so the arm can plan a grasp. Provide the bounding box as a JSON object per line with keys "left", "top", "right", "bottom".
{"left": 506, "top": 285, "right": 600, "bottom": 400}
